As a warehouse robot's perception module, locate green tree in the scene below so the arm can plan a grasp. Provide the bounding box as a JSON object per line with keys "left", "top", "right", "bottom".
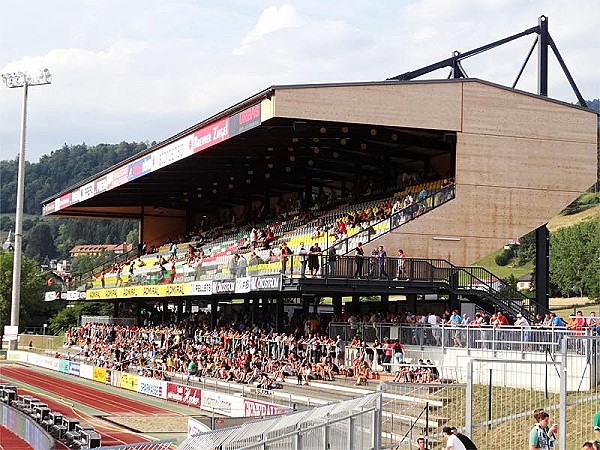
{"left": 24, "top": 223, "right": 57, "bottom": 263}
{"left": 550, "top": 221, "right": 600, "bottom": 299}
{"left": 0, "top": 251, "right": 56, "bottom": 330}
{"left": 49, "top": 302, "right": 114, "bottom": 334}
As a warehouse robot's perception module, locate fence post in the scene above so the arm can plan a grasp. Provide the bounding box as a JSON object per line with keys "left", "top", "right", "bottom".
{"left": 559, "top": 337, "right": 567, "bottom": 450}
{"left": 466, "top": 360, "right": 473, "bottom": 438}
{"left": 373, "top": 386, "right": 383, "bottom": 450}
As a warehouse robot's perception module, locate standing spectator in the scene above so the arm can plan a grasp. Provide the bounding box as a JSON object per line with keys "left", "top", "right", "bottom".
{"left": 395, "top": 249, "right": 407, "bottom": 280}
{"left": 308, "top": 241, "right": 322, "bottom": 277}
{"left": 416, "top": 436, "right": 427, "bottom": 449}
{"left": 529, "top": 409, "right": 557, "bottom": 450}
{"left": 354, "top": 242, "right": 365, "bottom": 277}
{"left": 228, "top": 254, "right": 238, "bottom": 278}
{"left": 237, "top": 254, "right": 247, "bottom": 277}
{"left": 298, "top": 242, "right": 308, "bottom": 277}
{"left": 515, "top": 313, "right": 532, "bottom": 351}
{"left": 280, "top": 242, "right": 292, "bottom": 275}
{"left": 378, "top": 245, "right": 389, "bottom": 279}
{"left": 450, "top": 427, "right": 477, "bottom": 449}
{"left": 442, "top": 426, "right": 466, "bottom": 450}
{"left": 593, "top": 409, "right": 600, "bottom": 445}
{"left": 327, "top": 245, "right": 337, "bottom": 277}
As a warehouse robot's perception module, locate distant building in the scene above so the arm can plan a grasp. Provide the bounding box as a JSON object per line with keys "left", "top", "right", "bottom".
{"left": 69, "top": 243, "right": 132, "bottom": 258}
{"left": 2, "top": 230, "right": 14, "bottom": 252}
{"left": 517, "top": 273, "right": 534, "bottom": 291}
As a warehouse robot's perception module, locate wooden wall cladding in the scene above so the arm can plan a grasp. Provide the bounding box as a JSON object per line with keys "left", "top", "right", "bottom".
{"left": 273, "top": 82, "right": 463, "bottom": 131}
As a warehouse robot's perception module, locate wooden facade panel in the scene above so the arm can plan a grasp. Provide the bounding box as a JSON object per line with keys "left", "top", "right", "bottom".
{"left": 273, "top": 82, "right": 463, "bottom": 131}
{"left": 462, "top": 82, "right": 598, "bottom": 143}
{"left": 374, "top": 183, "right": 582, "bottom": 265}
{"left": 456, "top": 133, "right": 597, "bottom": 192}
{"left": 142, "top": 215, "right": 187, "bottom": 248}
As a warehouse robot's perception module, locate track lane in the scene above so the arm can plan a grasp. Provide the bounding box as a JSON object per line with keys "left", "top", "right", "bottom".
{"left": 1, "top": 366, "right": 176, "bottom": 416}
{"left": 0, "top": 378, "right": 148, "bottom": 447}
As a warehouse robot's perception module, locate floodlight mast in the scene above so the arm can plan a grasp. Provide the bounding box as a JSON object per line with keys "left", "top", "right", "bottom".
{"left": 1, "top": 69, "right": 51, "bottom": 350}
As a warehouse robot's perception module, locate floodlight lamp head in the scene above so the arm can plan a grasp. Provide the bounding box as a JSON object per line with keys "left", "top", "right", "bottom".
{"left": 1, "top": 69, "right": 52, "bottom": 88}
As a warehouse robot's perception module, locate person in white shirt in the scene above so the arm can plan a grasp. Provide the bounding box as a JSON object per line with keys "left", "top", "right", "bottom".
{"left": 515, "top": 313, "right": 532, "bottom": 350}
{"left": 442, "top": 426, "right": 467, "bottom": 450}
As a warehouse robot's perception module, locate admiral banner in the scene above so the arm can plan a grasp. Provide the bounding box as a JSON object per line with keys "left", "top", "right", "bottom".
{"left": 235, "top": 277, "right": 251, "bottom": 294}
{"left": 212, "top": 279, "right": 235, "bottom": 294}
{"left": 166, "top": 382, "right": 201, "bottom": 407}
{"left": 120, "top": 373, "right": 138, "bottom": 391}
{"left": 190, "top": 281, "right": 212, "bottom": 296}
{"left": 251, "top": 275, "right": 281, "bottom": 291}
{"left": 86, "top": 283, "right": 192, "bottom": 299}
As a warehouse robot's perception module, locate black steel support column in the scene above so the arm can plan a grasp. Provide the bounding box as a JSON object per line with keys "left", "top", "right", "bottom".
{"left": 185, "top": 298, "right": 191, "bottom": 314}
{"left": 333, "top": 295, "right": 343, "bottom": 318}
{"left": 535, "top": 225, "right": 550, "bottom": 311}
{"left": 537, "top": 15, "right": 549, "bottom": 96}
{"left": 406, "top": 294, "right": 417, "bottom": 314}
{"left": 162, "top": 299, "right": 169, "bottom": 323}
{"left": 381, "top": 294, "right": 389, "bottom": 312}
{"left": 244, "top": 297, "right": 250, "bottom": 313}
{"left": 251, "top": 297, "right": 260, "bottom": 324}
{"left": 210, "top": 297, "right": 218, "bottom": 329}
{"left": 302, "top": 294, "right": 313, "bottom": 316}
{"left": 275, "top": 297, "right": 284, "bottom": 333}
{"left": 176, "top": 300, "right": 183, "bottom": 323}
{"left": 535, "top": 15, "right": 550, "bottom": 312}
{"left": 448, "top": 293, "right": 459, "bottom": 313}
{"left": 113, "top": 301, "right": 119, "bottom": 318}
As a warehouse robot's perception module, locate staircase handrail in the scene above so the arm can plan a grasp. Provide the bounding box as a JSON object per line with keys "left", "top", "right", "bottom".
{"left": 321, "top": 184, "right": 456, "bottom": 255}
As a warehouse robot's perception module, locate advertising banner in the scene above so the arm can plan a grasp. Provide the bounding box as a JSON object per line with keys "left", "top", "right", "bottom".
{"left": 193, "top": 117, "right": 230, "bottom": 154}
{"left": 138, "top": 377, "right": 166, "bottom": 399}
{"left": 166, "top": 382, "right": 201, "bottom": 407}
{"left": 120, "top": 373, "right": 138, "bottom": 391}
{"left": 44, "top": 291, "right": 60, "bottom": 302}
{"left": 190, "top": 281, "right": 212, "bottom": 295}
{"left": 92, "top": 367, "right": 107, "bottom": 383}
{"left": 86, "top": 283, "right": 193, "bottom": 300}
{"left": 58, "top": 359, "right": 70, "bottom": 374}
{"left": 212, "top": 279, "right": 235, "bottom": 294}
{"left": 229, "top": 103, "right": 261, "bottom": 137}
{"left": 200, "top": 390, "right": 243, "bottom": 417}
{"left": 152, "top": 135, "right": 194, "bottom": 172}
{"left": 79, "top": 181, "right": 96, "bottom": 201}
{"left": 243, "top": 399, "right": 286, "bottom": 417}
{"left": 80, "top": 364, "right": 94, "bottom": 380}
{"left": 69, "top": 362, "right": 80, "bottom": 377}
{"left": 251, "top": 275, "right": 281, "bottom": 291}
{"left": 188, "top": 417, "right": 211, "bottom": 438}
{"left": 235, "top": 277, "right": 251, "bottom": 294}
{"left": 127, "top": 155, "right": 152, "bottom": 181}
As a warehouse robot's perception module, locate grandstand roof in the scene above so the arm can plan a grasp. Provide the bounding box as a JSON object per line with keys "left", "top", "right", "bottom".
{"left": 40, "top": 78, "right": 500, "bottom": 219}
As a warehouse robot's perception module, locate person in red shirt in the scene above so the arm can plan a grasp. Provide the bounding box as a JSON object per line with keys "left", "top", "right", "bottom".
{"left": 496, "top": 311, "right": 509, "bottom": 326}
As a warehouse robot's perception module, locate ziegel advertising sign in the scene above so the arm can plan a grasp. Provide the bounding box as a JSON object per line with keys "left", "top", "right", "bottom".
{"left": 166, "top": 382, "right": 201, "bottom": 407}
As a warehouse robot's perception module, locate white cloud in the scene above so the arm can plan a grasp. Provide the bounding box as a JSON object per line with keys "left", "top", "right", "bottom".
{"left": 234, "top": 4, "right": 304, "bottom": 55}
{"left": 0, "top": 0, "right": 598, "bottom": 162}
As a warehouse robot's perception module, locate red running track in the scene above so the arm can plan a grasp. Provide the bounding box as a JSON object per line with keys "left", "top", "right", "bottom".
{"left": 1, "top": 365, "right": 176, "bottom": 416}
{"left": 0, "top": 425, "right": 33, "bottom": 450}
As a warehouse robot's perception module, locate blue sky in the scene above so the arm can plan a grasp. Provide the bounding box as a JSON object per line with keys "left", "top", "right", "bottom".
{"left": 0, "top": 0, "right": 598, "bottom": 161}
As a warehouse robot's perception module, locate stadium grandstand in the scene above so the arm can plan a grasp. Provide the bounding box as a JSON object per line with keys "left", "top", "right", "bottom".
{"left": 27, "top": 17, "right": 600, "bottom": 449}
{"left": 40, "top": 77, "right": 597, "bottom": 327}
